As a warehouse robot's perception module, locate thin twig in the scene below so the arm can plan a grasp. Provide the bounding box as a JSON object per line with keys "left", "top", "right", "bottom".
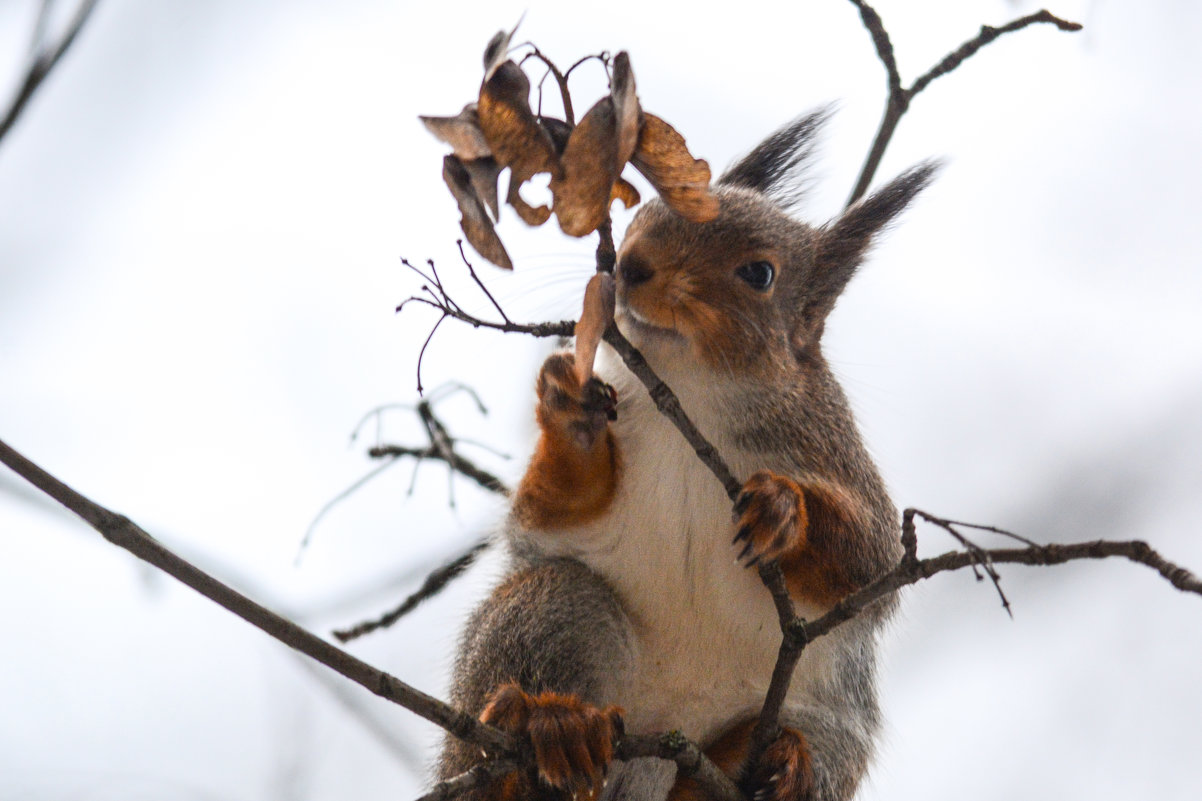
{"left": 803, "top": 510, "right": 1202, "bottom": 648}
{"left": 521, "top": 48, "right": 574, "bottom": 126}
{"left": 297, "top": 456, "right": 404, "bottom": 562}
{"left": 415, "top": 311, "right": 448, "bottom": 395}
{"left": 595, "top": 219, "right": 617, "bottom": 275}
{"left": 909, "top": 509, "right": 1012, "bottom": 616}
{"left": 908, "top": 11, "right": 1084, "bottom": 98}
{"left": 303, "top": 392, "right": 507, "bottom": 557}
{"left": 618, "top": 732, "right": 744, "bottom": 801}
{"left": 369, "top": 444, "right": 509, "bottom": 496}
{"left": 845, "top": 3, "right": 1082, "bottom": 206}
{"left": 740, "top": 506, "right": 1202, "bottom": 777}
{"left": 564, "top": 52, "right": 610, "bottom": 82}
{"left": 743, "top": 563, "right": 801, "bottom": 773}
{"left": 397, "top": 257, "right": 575, "bottom": 340}
{"left": 334, "top": 539, "right": 492, "bottom": 642}
{"left": 602, "top": 325, "right": 742, "bottom": 501}
{"left": 416, "top": 760, "right": 523, "bottom": 801}
{"left": 29, "top": 0, "right": 57, "bottom": 56}
{"left": 0, "top": 0, "right": 101, "bottom": 146}
{"left": 847, "top": 0, "right": 903, "bottom": 102}
{"left": 456, "top": 241, "right": 512, "bottom": 324}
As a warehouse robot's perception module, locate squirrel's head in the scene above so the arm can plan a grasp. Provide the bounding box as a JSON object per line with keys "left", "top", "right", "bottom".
{"left": 615, "top": 111, "right": 936, "bottom": 379}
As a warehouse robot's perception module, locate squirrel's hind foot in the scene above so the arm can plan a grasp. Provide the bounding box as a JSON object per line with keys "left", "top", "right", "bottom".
{"left": 741, "top": 728, "right": 816, "bottom": 801}
{"left": 481, "top": 684, "right": 624, "bottom": 795}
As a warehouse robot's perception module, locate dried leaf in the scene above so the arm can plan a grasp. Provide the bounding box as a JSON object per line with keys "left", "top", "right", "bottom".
{"left": 550, "top": 54, "right": 643, "bottom": 237}
{"left": 442, "top": 155, "right": 512, "bottom": 270}
{"left": 552, "top": 97, "right": 620, "bottom": 237}
{"left": 463, "top": 157, "right": 502, "bottom": 220}
{"left": 610, "top": 52, "right": 640, "bottom": 165}
{"left": 479, "top": 61, "right": 559, "bottom": 181}
{"left": 420, "top": 104, "right": 492, "bottom": 161}
{"left": 538, "top": 116, "right": 573, "bottom": 155}
{"left": 482, "top": 17, "right": 522, "bottom": 80}
{"left": 478, "top": 60, "right": 559, "bottom": 227}
{"left": 507, "top": 175, "right": 552, "bottom": 226}
{"left": 611, "top": 177, "right": 641, "bottom": 210}
{"left": 575, "top": 272, "right": 616, "bottom": 385}
{"left": 631, "top": 113, "right": 720, "bottom": 223}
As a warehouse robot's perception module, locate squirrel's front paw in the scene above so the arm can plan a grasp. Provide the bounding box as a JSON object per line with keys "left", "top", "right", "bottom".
{"left": 537, "top": 352, "right": 617, "bottom": 451}
{"left": 732, "top": 470, "right": 808, "bottom": 566}
{"left": 481, "top": 683, "right": 624, "bottom": 794}
{"left": 741, "top": 727, "right": 815, "bottom": 801}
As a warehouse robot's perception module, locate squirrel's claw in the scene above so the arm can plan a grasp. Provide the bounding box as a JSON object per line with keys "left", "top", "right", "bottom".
{"left": 480, "top": 684, "right": 624, "bottom": 794}
{"left": 536, "top": 353, "right": 617, "bottom": 451}
{"left": 741, "top": 727, "right": 816, "bottom": 801}
{"left": 732, "top": 470, "right": 808, "bottom": 565}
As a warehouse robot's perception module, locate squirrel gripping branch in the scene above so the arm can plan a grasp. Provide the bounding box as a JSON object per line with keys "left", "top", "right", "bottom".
{"left": 438, "top": 111, "right": 936, "bottom": 801}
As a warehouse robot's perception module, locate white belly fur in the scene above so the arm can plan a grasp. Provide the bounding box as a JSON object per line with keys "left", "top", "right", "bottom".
{"left": 519, "top": 345, "right": 841, "bottom": 745}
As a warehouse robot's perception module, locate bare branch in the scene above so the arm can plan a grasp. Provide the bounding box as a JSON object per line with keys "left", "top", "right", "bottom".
{"left": 845, "top": 3, "right": 1082, "bottom": 206}
{"left": 1, "top": 0, "right": 101, "bottom": 146}
{"left": 397, "top": 257, "right": 574, "bottom": 339}
{"left": 908, "top": 11, "right": 1084, "bottom": 98}
{"left": 416, "top": 760, "right": 523, "bottom": 801}
{"left": 803, "top": 509, "right": 1202, "bottom": 649}
{"left": 846, "top": 0, "right": 903, "bottom": 102}
{"left": 0, "top": 436, "right": 519, "bottom": 758}
{"left": 369, "top": 444, "right": 509, "bottom": 497}
{"left": 908, "top": 509, "right": 1013, "bottom": 616}
{"left": 619, "top": 733, "right": 744, "bottom": 801}
{"left": 298, "top": 456, "right": 405, "bottom": 561}
{"left": 602, "top": 325, "right": 742, "bottom": 501}
{"left": 300, "top": 391, "right": 508, "bottom": 560}
{"left": 521, "top": 48, "right": 574, "bottom": 126}
{"left": 740, "top": 507, "right": 1202, "bottom": 777}
{"left": 744, "top": 563, "right": 801, "bottom": 772}
{"left": 426, "top": 730, "right": 746, "bottom": 801}
{"left": 333, "top": 539, "right": 491, "bottom": 642}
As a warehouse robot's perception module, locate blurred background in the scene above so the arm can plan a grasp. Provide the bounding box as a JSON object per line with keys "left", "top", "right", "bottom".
{"left": 2, "top": 0, "right": 1200, "bottom": 799}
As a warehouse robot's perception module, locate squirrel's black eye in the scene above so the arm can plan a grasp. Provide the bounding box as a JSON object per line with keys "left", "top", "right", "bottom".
{"left": 736, "top": 260, "right": 775, "bottom": 291}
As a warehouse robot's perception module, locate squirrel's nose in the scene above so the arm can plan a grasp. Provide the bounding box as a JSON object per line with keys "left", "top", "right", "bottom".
{"left": 617, "top": 256, "right": 653, "bottom": 287}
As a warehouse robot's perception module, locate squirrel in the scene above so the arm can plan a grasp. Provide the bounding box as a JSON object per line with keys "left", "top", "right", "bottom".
{"left": 437, "top": 111, "right": 935, "bottom": 801}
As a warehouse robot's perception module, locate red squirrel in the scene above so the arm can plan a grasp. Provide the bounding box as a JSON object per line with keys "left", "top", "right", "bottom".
{"left": 437, "top": 111, "right": 935, "bottom": 801}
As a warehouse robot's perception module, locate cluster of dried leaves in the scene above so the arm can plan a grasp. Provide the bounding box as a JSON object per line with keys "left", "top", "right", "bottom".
{"left": 421, "top": 28, "right": 719, "bottom": 269}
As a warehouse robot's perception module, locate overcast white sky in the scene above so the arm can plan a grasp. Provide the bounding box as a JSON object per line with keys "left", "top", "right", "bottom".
{"left": 2, "top": 1, "right": 1200, "bottom": 800}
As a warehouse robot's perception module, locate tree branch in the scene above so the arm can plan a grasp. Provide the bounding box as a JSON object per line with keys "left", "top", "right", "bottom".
{"left": 845, "top": 3, "right": 1082, "bottom": 206}
{"left": 0, "top": 435, "right": 518, "bottom": 758}
{"left": 333, "top": 539, "right": 491, "bottom": 642}
{"left": 416, "top": 760, "right": 523, "bottom": 801}
{"left": 602, "top": 325, "right": 742, "bottom": 501}
{"left": 400, "top": 237, "right": 743, "bottom": 503}
{"left": 397, "top": 256, "right": 575, "bottom": 340}
{"left": 0, "top": 435, "right": 743, "bottom": 801}
{"left": 739, "top": 506, "right": 1202, "bottom": 776}
{"left": 908, "top": 11, "right": 1084, "bottom": 98}
{"left": 0, "top": 0, "right": 101, "bottom": 146}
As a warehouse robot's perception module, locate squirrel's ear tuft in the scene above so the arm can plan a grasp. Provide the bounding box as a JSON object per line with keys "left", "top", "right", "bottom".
{"left": 717, "top": 108, "right": 831, "bottom": 206}
{"left": 807, "top": 162, "right": 938, "bottom": 321}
